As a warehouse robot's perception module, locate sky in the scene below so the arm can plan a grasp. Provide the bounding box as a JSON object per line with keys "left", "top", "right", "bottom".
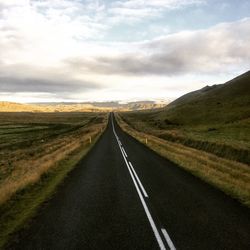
{"left": 0, "top": 0, "right": 249, "bottom": 103}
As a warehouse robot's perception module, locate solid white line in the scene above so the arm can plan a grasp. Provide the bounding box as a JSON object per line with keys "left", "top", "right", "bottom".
{"left": 161, "top": 228, "right": 176, "bottom": 250}
{"left": 119, "top": 145, "right": 166, "bottom": 250}
{"left": 111, "top": 115, "right": 166, "bottom": 250}
{"left": 121, "top": 147, "right": 128, "bottom": 157}
{"left": 129, "top": 162, "right": 148, "bottom": 198}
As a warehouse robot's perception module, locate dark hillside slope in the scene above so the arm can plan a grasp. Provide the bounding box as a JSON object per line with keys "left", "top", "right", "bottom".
{"left": 119, "top": 71, "right": 250, "bottom": 164}
{"left": 159, "top": 71, "right": 250, "bottom": 125}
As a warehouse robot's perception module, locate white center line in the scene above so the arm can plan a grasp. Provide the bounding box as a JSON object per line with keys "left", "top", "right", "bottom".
{"left": 121, "top": 147, "right": 128, "bottom": 157}
{"left": 119, "top": 142, "right": 166, "bottom": 250}
{"left": 111, "top": 114, "right": 167, "bottom": 250}
{"left": 129, "top": 162, "right": 148, "bottom": 198}
{"left": 161, "top": 228, "right": 176, "bottom": 250}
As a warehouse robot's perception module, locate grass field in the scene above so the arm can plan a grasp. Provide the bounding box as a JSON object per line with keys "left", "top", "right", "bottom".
{"left": 115, "top": 72, "right": 250, "bottom": 207}
{"left": 0, "top": 112, "right": 108, "bottom": 204}
{"left": 119, "top": 111, "right": 250, "bottom": 164}
{"left": 115, "top": 114, "right": 250, "bottom": 208}
{"left": 118, "top": 72, "right": 250, "bottom": 164}
{"left": 0, "top": 112, "right": 108, "bottom": 248}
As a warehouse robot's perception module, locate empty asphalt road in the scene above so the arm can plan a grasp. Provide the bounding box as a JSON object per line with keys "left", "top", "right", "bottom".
{"left": 8, "top": 114, "right": 250, "bottom": 250}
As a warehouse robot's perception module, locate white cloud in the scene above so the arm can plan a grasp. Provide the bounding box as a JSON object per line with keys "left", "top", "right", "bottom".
{"left": 110, "top": 0, "right": 205, "bottom": 21}
{"left": 114, "top": 0, "right": 204, "bottom": 9}
{"left": 66, "top": 18, "right": 250, "bottom": 76}
{"left": 0, "top": 0, "right": 108, "bottom": 66}
{"left": 0, "top": 1, "right": 249, "bottom": 102}
{"left": 0, "top": 0, "right": 29, "bottom": 7}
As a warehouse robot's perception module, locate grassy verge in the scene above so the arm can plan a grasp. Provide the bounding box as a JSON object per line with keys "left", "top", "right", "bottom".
{"left": 120, "top": 112, "right": 250, "bottom": 165}
{"left": 0, "top": 129, "right": 104, "bottom": 249}
{"left": 0, "top": 113, "right": 107, "bottom": 204}
{"left": 115, "top": 113, "right": 250, "bottom": 208}
{"left": 0, "top": 113, "right": 108, "bottom": 249}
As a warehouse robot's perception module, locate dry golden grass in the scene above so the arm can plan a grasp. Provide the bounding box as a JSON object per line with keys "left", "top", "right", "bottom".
{"left": 115, "top": 113, "right": 250, "bottom": 207}
{"left": 120, "top": 112, "right": 250, "bottom": 164}
{"left": 0, "top": 113, "right": 108, "bottom": 205}
{"left": 0, "top": 101, "right": 111, "bottom": 112}
{"left": 0, "top": 112, "right": 108, "bottom": 249}
{"left": 0, "top": 101, "right": 166, "bottom": 113}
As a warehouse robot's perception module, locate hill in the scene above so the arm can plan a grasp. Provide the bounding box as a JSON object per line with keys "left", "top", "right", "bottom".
{"left": 119, "top": 71, "right": 250, "bottom": 164}
{"left": 116, "top": 71, "right": 250, "bottom": 207}
{"left": 0, "top": 101, "right": 167, "bottom": 112}
{"left": 161, "top": 70, "right": 250, "bottom": 125}
{"left": 0, "top": 102, "right": 44, "bottom": 112}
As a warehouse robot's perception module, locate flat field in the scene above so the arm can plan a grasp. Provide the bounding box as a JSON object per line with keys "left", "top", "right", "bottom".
{"left": 119, "top": 111, "right": 250, "bottom": 164}
{"left": 0, "top": 112, "right": 108, "bottom": 248}
{"left": 0, "top": 112, "right": 108, "bottom": 204}
{"left": 116, "top": 113, "right": 250, "bottom": 207}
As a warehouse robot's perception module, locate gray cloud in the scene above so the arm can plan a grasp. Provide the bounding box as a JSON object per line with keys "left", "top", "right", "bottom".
{"left": 109, "top": 0, "right": 205, "bottom": 20}
{"left": 0, "top": 76, "right": 97, "bottom": 93}
{"left": 66, "top": 18, "right": 250, "bottom": 76}
{"left": 0, "top": 63, "right": 100, "bottom": 94}
{"left": 0, "top": 1, "right": 249, "bottom": 102}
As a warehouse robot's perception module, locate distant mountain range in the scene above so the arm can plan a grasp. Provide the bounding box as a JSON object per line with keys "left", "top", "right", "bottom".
{"left": 2, "top": 70, "right": 249, "bottom": 114}
{"left": 0, "top": 100, "right": 168, "bottom": 112}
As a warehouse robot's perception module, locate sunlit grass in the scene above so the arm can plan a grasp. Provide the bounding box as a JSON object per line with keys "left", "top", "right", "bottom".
{"left": 0, "top": 112, "right": 108, "bottom": 248}
{"left": 0, "top": 112, "right": 108, "bottom": 204}
{"left": 119, "top": 112, "right": 250, "bottom": 164}
{"left": 116, "top": 113, "right": 250, "bottom": 207}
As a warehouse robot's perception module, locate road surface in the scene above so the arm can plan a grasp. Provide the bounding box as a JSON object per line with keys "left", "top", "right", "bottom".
{"left": 8, "top": 114, "right": 250, "bottom": 250}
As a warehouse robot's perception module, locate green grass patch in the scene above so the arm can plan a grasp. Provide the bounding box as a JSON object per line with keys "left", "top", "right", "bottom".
{"left": 0, "top": 132, "right": 102, "bottom": 249}
{"left": 118, "top": 72, "right": 250, "bottom": 164}
{"left": 119, "top": 114, "right": 250, "bottom": 165}
{"left": 115, "top": 113, "right": 250, "bottom": 208}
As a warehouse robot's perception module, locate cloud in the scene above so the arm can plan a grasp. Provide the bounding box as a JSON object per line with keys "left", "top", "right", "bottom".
{"left": 0, "top": 63, "right": 101, "bottom": 94}
{"left": 0, "top": 0, "right": 109, "bottom": 68}
{"left": 0, "top": 0, "right": 110, "bottom": 100}
{"left": 0, "top": 75, "right": 98, "bottom": 93}
{"left": 0, "top": 0, "right": 107, "bottom": 50}
{"left": 114, "top": 0, "right": 204, "bottom": 8}
{"left": 0, "top": 1, "right": 249, "bottom": 102}
{"left": 66, "top": 18, "right": 250, "bottom": 76}
{"left": 109, "top": 0, "right": 205, "bottom": 21}
{"left": 0, "top": 0, "right": 29, "bottom": 8}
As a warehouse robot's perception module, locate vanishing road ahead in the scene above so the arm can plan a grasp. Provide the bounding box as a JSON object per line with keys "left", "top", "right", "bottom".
{"left": 9, "top": 114, "right": 250, "bottom": 250}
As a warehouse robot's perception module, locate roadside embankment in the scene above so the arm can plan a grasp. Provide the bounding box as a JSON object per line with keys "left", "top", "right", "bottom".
{"left": 0, "top": 112, "right": 108, "bottom": 249}
{"left": 115, "top": 113, "right": 250, "bottom": 208}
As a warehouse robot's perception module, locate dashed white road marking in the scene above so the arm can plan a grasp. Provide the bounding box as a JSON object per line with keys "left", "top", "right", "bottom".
{"left": 111, "top": 114, "right": 170, "bottom": 250}
{"left": 161, "top": 228, "right": 176, "bottom": 250}
{"left": 129, "top": 162, "right": 148, "bottom": 198}
{"left": 121, "top": 147, "right": 128, "bottom": 157}
{"left": 118, "top": 140, "right": 166, "bottom": 250}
